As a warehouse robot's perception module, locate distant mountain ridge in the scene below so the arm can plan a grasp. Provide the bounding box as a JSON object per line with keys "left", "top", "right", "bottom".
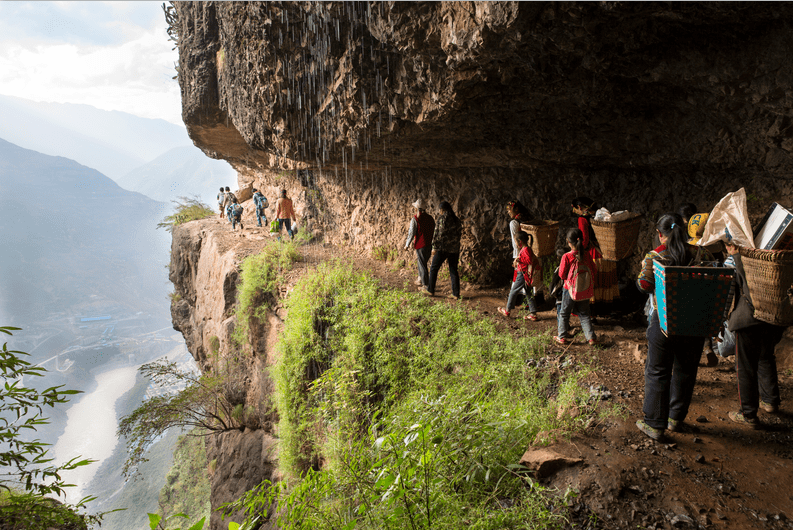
{"left": 0, "top": 94, "right": 237, "bottom": 204}
{"left": 117, "top": 145, "right": 237, "bottom": 205}
{"left": 0, "top": 137, "right": 171, "bottom": 323}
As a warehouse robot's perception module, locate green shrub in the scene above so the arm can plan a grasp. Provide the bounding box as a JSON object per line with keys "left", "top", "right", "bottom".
{"left": 157, "top": 196, "right": 215, "bottom": 233}
{"left": 157, "top": 432, "right": 211, "bottom": 530}
{"left": 232, "top": 242, "right": 300, "bottom": 345}
{"left": 246, "top": 263, "right": 597, "bottom": 528}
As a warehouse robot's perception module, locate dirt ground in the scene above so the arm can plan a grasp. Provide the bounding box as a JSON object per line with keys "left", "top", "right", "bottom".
{"left": 227, "top": 221, "right": 793, "bottom": 530}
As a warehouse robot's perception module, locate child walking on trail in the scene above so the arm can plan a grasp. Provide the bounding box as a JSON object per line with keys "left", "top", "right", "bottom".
{"left": 498, "top": 231, "right": 541, "bottom": 320}
{"left": 555, "top": 228, "right": 598, "bottom": 345}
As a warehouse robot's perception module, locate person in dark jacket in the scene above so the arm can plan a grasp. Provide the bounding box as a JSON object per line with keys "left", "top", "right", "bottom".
{"left": 724, "top": 243, "right": 786, "bottom": 428}
{"left": 424, "top": 201, "right": 462, "bottom": 300}
{"left": 404, "top": 198, "right": 435, "bottom": 290}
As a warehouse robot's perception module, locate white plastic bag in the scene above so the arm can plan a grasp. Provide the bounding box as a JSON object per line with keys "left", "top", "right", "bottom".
{"left": 594, "top": 207, "right": 611, "bottom": 221}
{"left": 699, "top": 188, "right": 755, "bottom": 248}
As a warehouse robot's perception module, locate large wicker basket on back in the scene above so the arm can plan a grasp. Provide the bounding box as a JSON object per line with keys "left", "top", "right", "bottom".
{"left": 739, "top": 247, "right": 793, "bottom": 326}
{"left": 520, "top": 220, "right": 559, "bottom": 257}
{"left": 590, "top": 213, "right": 644, "bottom": 261}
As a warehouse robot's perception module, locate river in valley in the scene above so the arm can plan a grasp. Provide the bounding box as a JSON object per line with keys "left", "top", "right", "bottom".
{"left": 51, "top": 364, "right": 139, "bottom": 503}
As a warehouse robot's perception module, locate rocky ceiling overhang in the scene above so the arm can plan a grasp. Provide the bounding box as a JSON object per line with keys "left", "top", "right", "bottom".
{"left": 173, "top": 1, "right": 793, "bottom": 176}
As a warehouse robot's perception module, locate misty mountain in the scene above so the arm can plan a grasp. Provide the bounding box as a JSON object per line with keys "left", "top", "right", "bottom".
{"left": 0, "top": 137, "right": 172, "bottom": 323}
{"left": 117, "top": 145, "right": 236, "bottom": 205}
{"left": 0, "top": 94, "right": 192, "bottom": 180}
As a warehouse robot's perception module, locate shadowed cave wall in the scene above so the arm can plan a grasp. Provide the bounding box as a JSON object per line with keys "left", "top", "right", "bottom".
{"left": 173, "top": 1, "right": 793, "bottom": 278}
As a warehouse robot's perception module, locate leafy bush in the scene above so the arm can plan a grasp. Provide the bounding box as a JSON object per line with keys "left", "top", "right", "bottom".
{"left": 157, "top": 196, "right": 215, "bottom": 233}
{"left": 244, "top": 263, "right": 596, "bottom": 528}
{"left": 0, "top": 326, "right": 101, "bottom": 528}
{"left": 371, "top": 246, "right": 398, "bottom": 262}
{"left": 232, "top": 241, "right": 300, "bottom": 345}
{"left": 157, "top": 432, "right": 211, "bottom": 530}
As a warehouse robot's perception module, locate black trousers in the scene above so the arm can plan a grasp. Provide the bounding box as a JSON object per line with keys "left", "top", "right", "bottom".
{"left": 734, "top": 323, "right": 784, "bottom": 419}
{"left": 428, "top": 251, "right": 460, "bottom": 297}
{"left": 642, "top": 312, "right": 703, "bottom": 429}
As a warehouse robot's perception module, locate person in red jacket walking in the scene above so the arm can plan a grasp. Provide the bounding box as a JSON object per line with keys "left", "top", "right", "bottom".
{"left": 404, "top": 199, "right": 435, "bottom": 290}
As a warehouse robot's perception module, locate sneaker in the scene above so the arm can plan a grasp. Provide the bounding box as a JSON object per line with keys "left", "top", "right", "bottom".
{"left": 588, "top": 338, "right": 598, "bottom": 346}
{"left": 760, "top": 401, "right": 779, "bottom": 413}
{"left": 498, "top": 307, "right": 511, "bottom": 317}
{"left": 421, "top": 288, "right": 434, "bottom": 296}
{"left": 553, "top": 336, "right": 571, "bottom": 345}
{"left": 636, "top": 420, "right": 664, "bottom": 441}
{"left": 667, "top": 418, "right": 681, "bottom": 432}
{"left": 728, "top": 410, "right": 760, "bottom": 429}
{"left": 414, "top": 278, "right": 423, "bottom": 286}
{"left": 524, "top": 313, "right": 539, "bottom": 321}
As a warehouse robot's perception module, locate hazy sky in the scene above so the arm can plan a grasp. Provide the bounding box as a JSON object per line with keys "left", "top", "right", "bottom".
{"left": 0, "top": 1, "right": 183, "bottom": 125}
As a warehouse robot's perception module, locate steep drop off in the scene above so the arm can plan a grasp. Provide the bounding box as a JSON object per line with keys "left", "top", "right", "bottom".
{"left": 173, "top": 1, "right": 793, "bottom": 277}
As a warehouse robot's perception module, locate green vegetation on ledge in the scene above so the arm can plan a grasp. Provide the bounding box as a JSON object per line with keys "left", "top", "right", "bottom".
{"left": 232, "top": 241, "right": 300, "bottom": 346}
{"left": 230, "top": 263, "right": 600, "bottom": 529}
{"left": 157, "top": 196, "right": 215, "bottom": 233}
{"left": 157, "top": 431, "right": 211, "bottom": 530}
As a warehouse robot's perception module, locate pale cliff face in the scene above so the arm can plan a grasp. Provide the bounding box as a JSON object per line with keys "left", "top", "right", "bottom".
{"left": 172, "top": 2, "right": 793, "bottom": 278}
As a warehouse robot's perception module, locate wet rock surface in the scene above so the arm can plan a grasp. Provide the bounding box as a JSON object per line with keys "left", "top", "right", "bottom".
{"left": 173, "top": 1, "right": 793, "bottom": 279}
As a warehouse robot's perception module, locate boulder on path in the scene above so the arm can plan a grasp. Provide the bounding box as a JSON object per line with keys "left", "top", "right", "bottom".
{"left": 519, "top": 448, "right": 583, "bottom": 478}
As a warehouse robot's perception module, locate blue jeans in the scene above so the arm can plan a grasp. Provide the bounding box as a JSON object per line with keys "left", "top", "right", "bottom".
{"left": 232, "top": 215, "right": 242, "bottom": 229}
{"left": 428, "top": 251, "right": 459, "bottom": 297}
{"left": 416, "top": 246, "right": 431, "bottom": 288}
{"left": 642, "top": 311, "right": 703, "bottom": 429}
{"left": 226, "top": 206, "right": 234, "bottom": 224}
{"left": 507, "top": 273, "right": 537, "bottom": 313}
{"left": 278, "top": 218, "right": 294, "bottom": 238}
{"left": 556, "top": 289, "right": 594, "bottom": 341}
{"left": 256, "top": 208, "right": 267, "bottom": 227}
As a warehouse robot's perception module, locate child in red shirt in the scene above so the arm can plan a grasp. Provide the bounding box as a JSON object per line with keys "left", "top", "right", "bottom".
{"left": 498, "top": 231, "right": 541, "bottom": 320}
{"left": 555, "top": 228, "right": 598, "bottom": 345}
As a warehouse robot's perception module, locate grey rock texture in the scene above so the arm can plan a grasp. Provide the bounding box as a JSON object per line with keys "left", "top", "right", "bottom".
{"left": 172, "top": 1, "right": 793, "bottom": 278}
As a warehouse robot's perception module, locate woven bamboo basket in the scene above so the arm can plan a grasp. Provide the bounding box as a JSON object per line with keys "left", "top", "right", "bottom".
{"left": 738, "top": 247, "right": 793, "bottom": 326}
{"left": 520, "top": 220, "right": 559, "bottom": 257}
{"left": 590, "top": 213, "right": 644, "bottom": 261}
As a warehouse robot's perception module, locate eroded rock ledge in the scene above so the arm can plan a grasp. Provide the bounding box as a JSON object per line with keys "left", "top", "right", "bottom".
{"left": 173, "top": 1, "right": 793, "bottom": 279}
{"left": 169, "top": 221, "right": 279, "bottom": 528}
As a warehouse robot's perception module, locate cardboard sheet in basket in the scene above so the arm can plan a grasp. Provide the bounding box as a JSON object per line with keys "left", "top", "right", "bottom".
{"left": 653, "top": 260, "right": 734, "bottom": 337}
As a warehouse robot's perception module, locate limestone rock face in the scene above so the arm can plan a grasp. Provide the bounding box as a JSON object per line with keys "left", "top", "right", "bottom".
{"left": 169, "top": 221, "right": 279, "bottom": 527}
{"left": 173, "top": 1, "right": 793, "bottom": 279}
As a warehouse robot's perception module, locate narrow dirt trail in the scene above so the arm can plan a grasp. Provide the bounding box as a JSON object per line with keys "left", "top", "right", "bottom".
{"left": 229, "top": 222, "right": 793, "bottom": 529}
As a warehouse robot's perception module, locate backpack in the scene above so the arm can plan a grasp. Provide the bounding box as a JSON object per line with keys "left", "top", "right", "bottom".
{"left": 568, "top": 257, "right": 592, "bottom": 301}
{"left": 232, "top": 204, "right": 243, "bottom": 217}
{"left": 226, "top": 192, "right": 237, "bottom": 204}
{"left": 254, "top": 193, "right": 268, "bottom": 209}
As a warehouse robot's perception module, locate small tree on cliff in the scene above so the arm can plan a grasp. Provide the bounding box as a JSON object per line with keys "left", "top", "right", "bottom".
{"left": 157, "top": 196, "right": 215, "bottom": 233}
{"left": 0, "top": 326, "right": 100, "bottom": 529}
{"left": 118, "top": 359, "right": 249, "bottom": 477}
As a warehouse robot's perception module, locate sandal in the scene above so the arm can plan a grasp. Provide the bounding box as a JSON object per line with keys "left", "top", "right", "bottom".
{"left": 553, "top": 336, "right": 571, "bottom": 345}
{"left": 497, "top": 307, "right": 510, "bottom": 317}
{"left": 524, "top": 313, "right": 539, "bottom": 321}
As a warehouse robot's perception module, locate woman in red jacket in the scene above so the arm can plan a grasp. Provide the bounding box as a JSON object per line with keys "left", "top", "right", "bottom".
{"left": 572, "top": 197, "right": 618, "bottom": 306}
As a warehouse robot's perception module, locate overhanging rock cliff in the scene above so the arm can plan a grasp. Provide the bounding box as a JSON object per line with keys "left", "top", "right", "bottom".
{"left": 173, "top": 1, "right": 793, "bottom": 278}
